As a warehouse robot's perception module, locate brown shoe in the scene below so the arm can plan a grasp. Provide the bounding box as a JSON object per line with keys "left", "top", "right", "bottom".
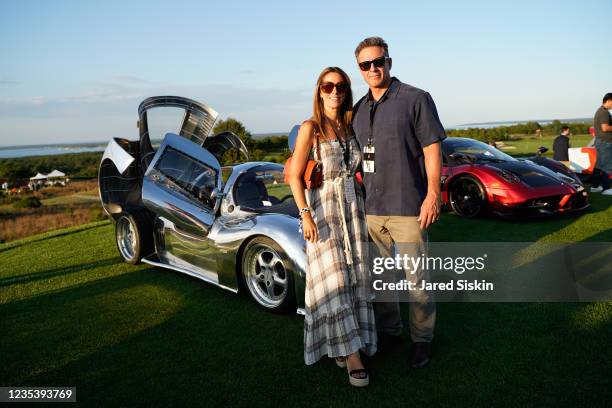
{"left": 410, "top": 342, "right": 431, "bottom": 368}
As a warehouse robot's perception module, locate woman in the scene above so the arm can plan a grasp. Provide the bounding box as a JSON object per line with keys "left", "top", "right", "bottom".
{"left": 287, "top": 67, "right": 377, "bottom": 387}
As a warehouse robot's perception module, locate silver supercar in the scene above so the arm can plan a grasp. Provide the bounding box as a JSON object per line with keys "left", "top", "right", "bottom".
{"left": 99, "top": 96, "right": 306, "bottom": 313}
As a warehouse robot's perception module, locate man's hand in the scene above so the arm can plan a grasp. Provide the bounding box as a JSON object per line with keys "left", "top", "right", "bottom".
{"left": 420, "top": 141, "right": 443, "bottom": 230}
{"left": 418, "top": 191, "right": 441, "bottom": 230}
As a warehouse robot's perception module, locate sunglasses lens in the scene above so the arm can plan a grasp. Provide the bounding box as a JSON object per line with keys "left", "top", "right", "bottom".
{"left": 336, "top": 83, "right": 348, "bottom": 94}
{"left": 358, "top": 61, "right": 371, "bottom": 71}
{"left": 359, "top": 57, "right": 386, "bottom": 71}
{"left": 321, "top": 83, "right": 334, "bottom": 93}
{"left": 373, "top": 57, "right": 386, "bottom": 68}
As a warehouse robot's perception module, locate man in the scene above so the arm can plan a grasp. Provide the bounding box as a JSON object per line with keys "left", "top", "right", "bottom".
{"left": 352, "top": 37, "right": 446, "bottom": 369}
{"left": 591, "top": 93, "right": 612, "bottom": 195}
{"left": 553, "top": 126, "right": 571, "bottom": 162}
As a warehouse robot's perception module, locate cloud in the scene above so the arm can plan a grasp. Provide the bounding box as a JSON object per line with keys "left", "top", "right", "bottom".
{"left": 0, "top": 79, "right": 315, "bottom": 145}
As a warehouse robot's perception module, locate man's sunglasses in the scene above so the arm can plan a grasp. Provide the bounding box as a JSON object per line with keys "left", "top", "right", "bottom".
{"left": 358, "top": 56, "right": 388, "bottom": 71}
{"left": 320, "top": 82, "right": 349, "bottom": 94}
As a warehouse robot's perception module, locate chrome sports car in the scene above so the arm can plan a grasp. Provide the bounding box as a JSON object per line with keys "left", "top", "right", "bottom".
{"left": 441, "top": 137, "right": 589, "bottom": 218}
{"left": 99, "top": 96, "right": 306, "bottom": 313}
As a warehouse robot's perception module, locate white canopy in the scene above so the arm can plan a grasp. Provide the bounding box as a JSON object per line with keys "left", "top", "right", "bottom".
{"left": 30, "top": 172, "right": 48, "bottom": 180}
{"left": 47, "top": 169, "right": 66, "bottom": 178}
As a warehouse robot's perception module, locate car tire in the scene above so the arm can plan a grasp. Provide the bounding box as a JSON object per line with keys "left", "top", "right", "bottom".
{"left": 449, "top": 175, "right": 487, "bottom": 218}
{"left": 241, "top": 236, "right": 295, "bottom": 313}
{"left": 115, "top": 212, "right": 153, "bottom": 265}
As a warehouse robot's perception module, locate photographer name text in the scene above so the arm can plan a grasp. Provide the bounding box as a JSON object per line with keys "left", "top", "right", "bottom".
{"left": 373, "top": 279, "right": 494, "bottom": 292}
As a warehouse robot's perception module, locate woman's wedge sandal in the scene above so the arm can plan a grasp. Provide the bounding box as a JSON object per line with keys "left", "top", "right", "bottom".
{"left": 335, "top": 357, "right": 347, "bottom": 368}
{"left": 348, "top": 368, "right": 369, "bottom": 387}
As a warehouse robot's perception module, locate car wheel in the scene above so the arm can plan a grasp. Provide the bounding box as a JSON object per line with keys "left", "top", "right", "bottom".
{"left": 115, "top": 213, "right": 153, "bottom": 264}
{"left": 449, "top": 175, "right": 486, "bottom": 218}
{"left": 242, "top": 237, "right": 295, "bottom": 313}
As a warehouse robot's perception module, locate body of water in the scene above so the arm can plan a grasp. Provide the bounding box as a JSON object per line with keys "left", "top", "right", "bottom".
{"left": 0, "top": 144, "right": 107, "bottom": 159}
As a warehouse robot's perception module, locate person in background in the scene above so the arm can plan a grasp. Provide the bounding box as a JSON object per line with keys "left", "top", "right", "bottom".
{"left": 553, "top": 126, "right": 571, "bottom": 162}
{"left": 590, "top": 93, "right": 612, "bottom": 195}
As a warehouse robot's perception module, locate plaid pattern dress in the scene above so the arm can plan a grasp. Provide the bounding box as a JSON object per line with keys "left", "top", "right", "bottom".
{"left": 303, "top": 136, "right": 377, "bottom": 365}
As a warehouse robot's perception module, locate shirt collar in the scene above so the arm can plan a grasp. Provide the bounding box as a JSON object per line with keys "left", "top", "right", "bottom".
{"left": 366, "top": 77, "right": 399, "bottom": 104}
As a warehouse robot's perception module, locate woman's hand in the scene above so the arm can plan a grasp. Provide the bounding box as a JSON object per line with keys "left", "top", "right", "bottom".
{"left": 302, "top": 212, "right": 318, "bottom": 243}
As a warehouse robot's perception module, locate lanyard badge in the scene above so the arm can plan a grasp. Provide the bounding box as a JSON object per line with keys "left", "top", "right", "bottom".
{"left": 363, "top": 143, "right": 375, "bottom": 173}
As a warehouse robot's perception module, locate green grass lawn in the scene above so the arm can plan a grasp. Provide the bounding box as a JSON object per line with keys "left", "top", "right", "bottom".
{"left": 1, "top": 192, "right": 611, "bottom": 406}
{"left": 499, "top": 134, "right": 592, "bottom": 156}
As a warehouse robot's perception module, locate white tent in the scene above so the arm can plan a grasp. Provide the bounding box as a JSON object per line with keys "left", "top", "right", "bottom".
{"left": 30, "top": 172, "right": 48, "bottom": 181}
{"left": 47, "top": 169, "right": 66, "bottom": 178}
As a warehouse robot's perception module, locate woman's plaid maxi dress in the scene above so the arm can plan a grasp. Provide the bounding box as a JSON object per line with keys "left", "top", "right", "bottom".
{"left": 303, "top": 136, "right": 377, "bottom": 365}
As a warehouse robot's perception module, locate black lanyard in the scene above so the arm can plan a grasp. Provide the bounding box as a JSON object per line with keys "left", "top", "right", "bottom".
{"left": 366, "top": 83, "right": 392, "bottom": 145}
{"left": 367, "top": 99, "right": 380, "bottom": 146}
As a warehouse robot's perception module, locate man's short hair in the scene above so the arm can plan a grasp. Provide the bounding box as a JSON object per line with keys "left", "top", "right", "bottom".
{"left": 355, "top": 36, "right": 389, "bottom": 58}
{"left": 561, "top": 126, "right": 570, "bottom": 132}
{"left": 603, "top": 93, "right": 612, "bottom": 103}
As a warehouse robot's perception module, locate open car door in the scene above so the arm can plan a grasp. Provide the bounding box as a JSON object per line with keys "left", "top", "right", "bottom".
{"left": 142, "top": 133, "right": 222, "bottom": 237}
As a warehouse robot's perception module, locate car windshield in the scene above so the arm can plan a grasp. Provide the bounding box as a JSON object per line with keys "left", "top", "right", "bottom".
{"left": 445, "top": 139, "right": 516, "bottom": 162}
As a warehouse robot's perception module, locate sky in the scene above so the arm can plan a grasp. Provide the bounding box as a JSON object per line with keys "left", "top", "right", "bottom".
{"left": 0, "top": 0, "right": 611, "bottom": 146}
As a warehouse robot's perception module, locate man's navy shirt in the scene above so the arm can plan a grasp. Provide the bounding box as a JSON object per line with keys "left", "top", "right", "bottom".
{"left": 353, "top": 77, "right": 447, "bottom": 216}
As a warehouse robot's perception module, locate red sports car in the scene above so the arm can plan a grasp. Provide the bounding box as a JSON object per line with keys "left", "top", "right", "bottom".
{"left": 441, "top": 137, "right": 589, "bottom": 218}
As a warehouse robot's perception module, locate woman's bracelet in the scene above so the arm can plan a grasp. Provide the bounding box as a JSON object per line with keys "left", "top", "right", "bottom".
{"left": 298, "top": 207, "right": 310, "bottom": 233}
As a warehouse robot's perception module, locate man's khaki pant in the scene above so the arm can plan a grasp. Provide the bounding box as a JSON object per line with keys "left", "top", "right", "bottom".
{"left": 367, "top": 215, "right": 436, "bottom": 342}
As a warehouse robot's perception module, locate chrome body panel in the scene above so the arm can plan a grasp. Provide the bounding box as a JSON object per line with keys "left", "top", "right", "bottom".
{"left": 142, "top": 139, "right": 307, "bottom": 309}
{"left": 142, "top": 254, "right": 238, "bottom": 294}
{"left": 138, "top": 96, "right": 219, "bottom": 146}
{"left": 203, "top": 131, "right": 249, "bottom": 162}
{"left": 142, "top": 133, "right": 222, "bottom": 235}
{"left": 101, "top": 96, "right": 308, "bottom": 313}
{"left": 101, "top": 138, "right": 135, "bottom": 175}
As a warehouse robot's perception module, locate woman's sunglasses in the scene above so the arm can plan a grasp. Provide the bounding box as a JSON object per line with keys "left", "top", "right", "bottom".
{"left": 358, "top": 56, "right": 388, "bottom": 71}
{"left": 320, "top": 82, "right": 349, "bottom": 94}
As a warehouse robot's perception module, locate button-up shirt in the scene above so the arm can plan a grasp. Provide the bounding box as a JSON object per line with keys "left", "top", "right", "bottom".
{"left": 353, "top": 77, "right": 447, "bottom": 216}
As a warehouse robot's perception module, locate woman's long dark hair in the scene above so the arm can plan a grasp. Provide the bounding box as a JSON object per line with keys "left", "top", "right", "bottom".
{"left": 312, "top": 66, "right": 353, "bottom": 141}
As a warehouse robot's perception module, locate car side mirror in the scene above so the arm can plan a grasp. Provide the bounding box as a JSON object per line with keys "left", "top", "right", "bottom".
{"left": 449, "top": 152, "right": 469, "bottom": 163}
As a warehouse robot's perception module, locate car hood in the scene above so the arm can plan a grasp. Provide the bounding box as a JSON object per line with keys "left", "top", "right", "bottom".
{"left": 482, "top": 160, "right": 577, "bottom": 188}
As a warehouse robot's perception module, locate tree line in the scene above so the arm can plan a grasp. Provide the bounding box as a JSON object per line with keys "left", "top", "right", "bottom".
{"left": 1, "top": 118, "right": 592, "bottom": 182}
{"left": 447, "top": 120, "right": 592, "bottom": 142}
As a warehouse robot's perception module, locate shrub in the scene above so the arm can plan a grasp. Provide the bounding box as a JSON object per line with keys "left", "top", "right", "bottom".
{"left": 13, "top": 196, "right": 42, "bottom": 209}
